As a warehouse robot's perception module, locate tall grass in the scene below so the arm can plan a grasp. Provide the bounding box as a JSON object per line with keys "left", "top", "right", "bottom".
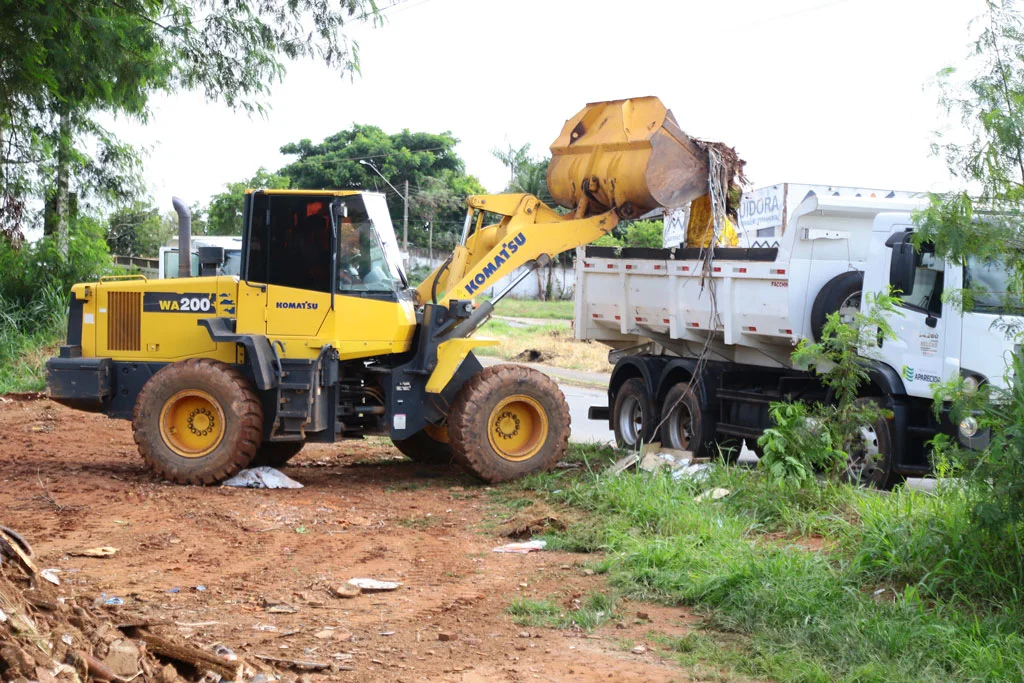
{"left": 0, "top": 283, "right": 70, "bottom": 392}
{"left": 516, "top": 446, "right": 1024, "bottom": 681}
{"left": 0, "top": 217, "right": 113, "bottom": 393}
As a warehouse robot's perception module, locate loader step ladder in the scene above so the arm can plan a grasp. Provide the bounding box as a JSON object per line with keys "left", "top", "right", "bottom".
{"left": 269, "top": 347, "right": 333, "bottom": 442}
{"left": 271, "top": 363, "right": 316, "bottom": 441}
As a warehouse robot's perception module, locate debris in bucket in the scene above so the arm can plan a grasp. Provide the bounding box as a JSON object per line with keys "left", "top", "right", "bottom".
{"left": 223, "top": 466, "right": 304, "bottom": 489}
{"left": 347, "top": 577, "right": 402, "bottom": 592}
{"left": 695, "top": 487, "right": 731, "bottom": 502}
{"left": 492, "top": 540, "right": 547, "bottom": 554}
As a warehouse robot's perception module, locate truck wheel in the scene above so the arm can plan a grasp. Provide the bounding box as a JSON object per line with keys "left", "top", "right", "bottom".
{"left": 132, "top": 359, "right": 263, "bottom": 485}
{"left": 658, "top": 382, "right": 714, "bottom": 458}
{"left": 811, "top": 271, "right": 864, "bottom": 341}
{"left": 612, "top": 377, "right": 656, "bottom": 449}
{"left": 393, "top": 424, "right": 453, "bottom": 464}
{"left": 449, "top": 365, "right": 570, "bottom": 483}
{"left": 843, "top": 398, "right": 900, "bottom": 489}
{"left": 251, "top": 441, "right": 304, "bottom": 468}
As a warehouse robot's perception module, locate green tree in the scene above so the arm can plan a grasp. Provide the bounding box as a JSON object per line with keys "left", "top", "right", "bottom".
{"left": 107, "top": 203, "right": 177, "bottom": 257}
{"left": 916, "top": 0, "right": 1024, "bottom": 310}
{"left": 207, "top": 168, "right": 291, "bottom": 236}
{"left": 279, "top": 124, "right": 484, "bottom": 247}
{"left": 915, "top": 1, "right": 1024, "bottom": 531}
{"left": 0, "top": 0, "right": 378, "bottom": 248}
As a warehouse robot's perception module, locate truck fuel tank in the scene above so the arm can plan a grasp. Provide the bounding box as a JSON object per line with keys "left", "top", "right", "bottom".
{"left": 547, "top": 96, "right": 709, "bottom": 218}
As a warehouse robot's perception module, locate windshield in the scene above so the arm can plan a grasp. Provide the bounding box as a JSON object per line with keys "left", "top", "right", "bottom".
{"left": 964, "top": 256, "right": 1016, "bottom": 314}
{"left": 337, "top": 212, "right": 399, "bottom": 295}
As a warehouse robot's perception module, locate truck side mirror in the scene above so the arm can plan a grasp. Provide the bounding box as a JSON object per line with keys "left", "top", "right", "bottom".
{"left": 886, "top": 231, "right": 916, "bottom": 296}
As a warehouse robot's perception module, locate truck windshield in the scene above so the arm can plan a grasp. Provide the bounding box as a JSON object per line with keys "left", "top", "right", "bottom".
{"left": 964, "top": 256, "right": 1017, "bottom": 314}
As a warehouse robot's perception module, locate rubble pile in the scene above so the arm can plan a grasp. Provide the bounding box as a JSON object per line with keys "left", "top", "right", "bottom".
{"left": 0, "top": 528, "right": 191, "bottom": 683}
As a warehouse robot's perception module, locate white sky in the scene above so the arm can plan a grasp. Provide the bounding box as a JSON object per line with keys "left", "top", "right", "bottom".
{"left": 109, "top": 0, "right": 986, "bottom": 213}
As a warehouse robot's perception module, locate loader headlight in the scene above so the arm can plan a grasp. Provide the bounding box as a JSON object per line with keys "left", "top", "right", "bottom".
{"left": 958, "top": 416, "right": 979, "bottom": 439}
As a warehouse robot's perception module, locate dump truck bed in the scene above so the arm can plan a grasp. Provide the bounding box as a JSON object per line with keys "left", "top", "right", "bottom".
{"left": 574, "top": 191, "right": 927, "bottom": 370}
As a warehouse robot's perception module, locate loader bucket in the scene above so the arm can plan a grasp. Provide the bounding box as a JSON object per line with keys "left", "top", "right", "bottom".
{"left": 547, "top": 96, "right": 709, "bottom": 218}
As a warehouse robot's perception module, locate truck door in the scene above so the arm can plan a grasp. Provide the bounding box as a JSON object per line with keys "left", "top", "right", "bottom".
{"left": 877, "top": 230, "right": 956, "bottom": 398}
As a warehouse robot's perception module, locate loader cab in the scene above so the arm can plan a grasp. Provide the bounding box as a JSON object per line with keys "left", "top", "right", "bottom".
{"left": 237, "top": 190, "right": 414, "bottom": 349}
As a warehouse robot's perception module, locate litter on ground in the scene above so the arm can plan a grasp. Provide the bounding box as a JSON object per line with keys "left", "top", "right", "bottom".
{"left": 695, "top": 487, "right": 731, "bottom": 502}
{"left": 347, "top": 578, "right": 402, "bottom": 592}
{"left": 222, "top": 466, "right": 304, "bottom": 489}
{"left": 492, "top": 540, "right": 547, "bottom": 554}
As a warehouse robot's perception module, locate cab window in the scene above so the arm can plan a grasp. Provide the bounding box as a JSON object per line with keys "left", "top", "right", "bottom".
{"left": 337, "top": 202, "right": 397, "bottom": 295}
{"left": 899, "top": 246, "right": 945, "bottom": 317}
{"left": 246, "top": 194, "right": 333, "bottom": 294}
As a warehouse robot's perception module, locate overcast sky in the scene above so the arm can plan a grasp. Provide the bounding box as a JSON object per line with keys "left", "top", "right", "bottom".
{"left": 109, "top": 0, "right": 986, "bottom": 214}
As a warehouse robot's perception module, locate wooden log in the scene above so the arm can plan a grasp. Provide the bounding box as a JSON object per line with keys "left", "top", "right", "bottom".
{"left": 254, "top": 654, "right": 339, "bottom": 671}
{"left": 0, "top": 529, "right": 38, "bottom": 577}
{"left": 126, "top": 628, "right": 242, "bottom": 682}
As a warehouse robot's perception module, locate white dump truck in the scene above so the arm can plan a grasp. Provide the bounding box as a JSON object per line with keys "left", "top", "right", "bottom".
{"left": 576, "top": 186, "right": 1016, "bottom": 486}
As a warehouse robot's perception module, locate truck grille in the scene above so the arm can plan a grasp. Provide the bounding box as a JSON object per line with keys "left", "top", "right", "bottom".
{"left": 107, "top": 291, "right": 141, "bottom": 351}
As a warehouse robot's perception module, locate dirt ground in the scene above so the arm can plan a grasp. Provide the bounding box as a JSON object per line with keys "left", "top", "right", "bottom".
{"left": 0, "top": 398, "right": 703, "bottom": 682}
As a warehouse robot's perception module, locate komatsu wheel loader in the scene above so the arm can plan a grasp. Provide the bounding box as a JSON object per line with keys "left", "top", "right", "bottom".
{"left": 45, "top": 97, "right": 713, "bottom": 485}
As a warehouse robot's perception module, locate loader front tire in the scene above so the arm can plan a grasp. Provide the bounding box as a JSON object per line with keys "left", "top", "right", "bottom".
{"left": 251, "top": 441, "right": 304, "bottom": 468}
{"left": 449, "top": 365, "right": 570, "bottom": 483}
{"left": 392, "top": 424, "right": 453, "bottom": 464}
{"left": 132, "top": 359, "right": 263, "bottom": 485}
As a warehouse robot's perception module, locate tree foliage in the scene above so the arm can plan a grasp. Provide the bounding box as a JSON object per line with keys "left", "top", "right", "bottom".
{"left": 206, "top": 168, "right": 291, "bottom": 236}
{"left": 916, "top": 0, "right": 1024, "bottom": 311}
{"left": 107, "top": 203, "right": 177, "bottom": 257}
{"left": 0, "top": 0, "right": 378, "bottom": 242}
{"left": 279, "top": 124, "right": 484, "bottom": 247}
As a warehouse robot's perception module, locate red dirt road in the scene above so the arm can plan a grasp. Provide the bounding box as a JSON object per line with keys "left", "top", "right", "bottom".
{"left": 0, "top": 398, "right": 701, "bottom": 682}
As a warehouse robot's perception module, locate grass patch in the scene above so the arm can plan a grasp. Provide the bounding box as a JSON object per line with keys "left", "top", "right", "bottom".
{"left": 489, "top": 298, "right": 575, "bottom": 320}
{"left": 0, "top": 285, "right": 68, "bottom": 393}
{"left": 474, "top": 319, "right": 610, "bottom": 374}
{"left": 507, "top": 591, "right": 618, "bottom": 631}
{"left": 508, "top": 443, "right": 1024, "bottom": 681}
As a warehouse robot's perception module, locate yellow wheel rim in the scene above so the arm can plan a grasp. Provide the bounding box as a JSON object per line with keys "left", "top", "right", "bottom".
{"left": 487, "top": 395, "right": 548, "bottom": 462}
{"left": 424, "top": 423, "right": 450, "bottom": 444}
{"left": 158, "top": 390, "right": 226, "bottom": 458}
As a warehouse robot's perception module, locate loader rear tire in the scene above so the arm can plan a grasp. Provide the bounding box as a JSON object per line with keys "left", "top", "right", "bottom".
{"left": 393, "top": 424, "right": 453, "bottom": 464}
{"left": 449, "top": 365, "right": 570, "bottom": 483}
{"left": 251, "top": 441, "right": 304, "bottom": 468}
{"left": 132, "top": 359, "right": 263, "bottom": 485}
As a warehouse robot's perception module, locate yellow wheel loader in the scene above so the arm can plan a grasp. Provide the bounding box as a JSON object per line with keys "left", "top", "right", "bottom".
{"left": 45, "top": 97, "right": 713, "bottom": 484}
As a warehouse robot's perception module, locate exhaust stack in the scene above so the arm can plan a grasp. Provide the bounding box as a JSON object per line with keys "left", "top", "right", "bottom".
{"left": 172, "top": 196, "right": 191, "bottom": 279}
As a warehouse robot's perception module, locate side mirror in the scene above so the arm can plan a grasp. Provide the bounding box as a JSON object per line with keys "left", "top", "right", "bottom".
{"left": 886, "top": 231, "right": 916, "bottom": 296}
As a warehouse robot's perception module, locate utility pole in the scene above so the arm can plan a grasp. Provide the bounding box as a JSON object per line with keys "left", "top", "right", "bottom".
{"left": 403, "top": 180, "right": 409, "bottom": 253}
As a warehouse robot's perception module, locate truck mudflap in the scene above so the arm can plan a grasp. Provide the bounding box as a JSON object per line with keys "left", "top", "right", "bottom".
{"left": 45, "top": 355, "right": 112, "bottom": 412}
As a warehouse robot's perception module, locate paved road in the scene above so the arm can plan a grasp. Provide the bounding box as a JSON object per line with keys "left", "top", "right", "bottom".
{"left": 562, "top": 383, "right": 615, "bottom": 445}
